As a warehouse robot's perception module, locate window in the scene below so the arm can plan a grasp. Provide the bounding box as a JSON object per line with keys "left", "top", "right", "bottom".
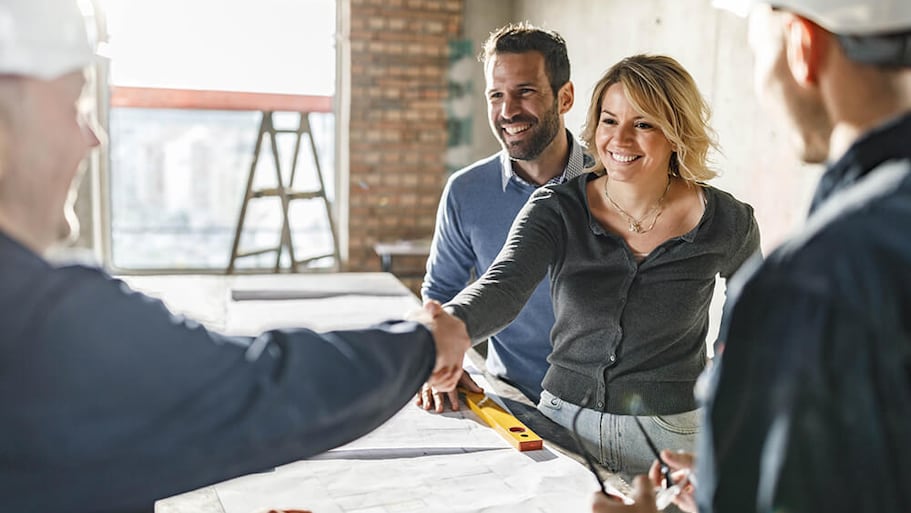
{"left": 100, "top": 0, "right": 337, "bottom": 270}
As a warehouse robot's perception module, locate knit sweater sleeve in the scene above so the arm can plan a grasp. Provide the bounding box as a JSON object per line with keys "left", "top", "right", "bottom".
{"left": 421, "top": 173, "right": 475, "bottom": 303}
{"left": 717, "top": 188, "right": 762, "bottom": 279}
{"left": 445, "top": 187, "right": 562, "bottom": 342}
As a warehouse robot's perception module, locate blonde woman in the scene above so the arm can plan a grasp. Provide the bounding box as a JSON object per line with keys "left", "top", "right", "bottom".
{"left": 430, "top": 54, "right": 760, "bottom": 476}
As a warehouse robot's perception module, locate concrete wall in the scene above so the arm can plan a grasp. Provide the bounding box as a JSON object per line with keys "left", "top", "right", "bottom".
{"left": 462, "top": 0, "right": 515, "bottom": 160}
{"left": 463, "top": 0, "right": 824, "bottom": 252}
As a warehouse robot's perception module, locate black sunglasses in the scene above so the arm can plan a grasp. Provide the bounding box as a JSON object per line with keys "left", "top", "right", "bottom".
{"left": 570, "top": 392, "right": 680, "bottom": 504}
{"left": 633, "top": 415, "right": 674, "bottom": 488}
{"left": 569, "top": 391, "right": 607, "bottom": 496}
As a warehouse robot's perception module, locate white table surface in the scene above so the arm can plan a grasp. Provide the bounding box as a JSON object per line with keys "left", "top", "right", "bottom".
{"left": 122, "top": 272, "right": 420, "bottom": 336}
{"left": 118, "top": 272, "right": 611, "bottom": 513}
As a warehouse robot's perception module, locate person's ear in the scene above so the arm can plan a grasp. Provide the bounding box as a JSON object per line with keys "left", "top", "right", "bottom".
{"left": 557, "top": 80, "right": 574, "bottom": 115}
{"left": 783, "top": 15, "right": 827, "bottom": 86}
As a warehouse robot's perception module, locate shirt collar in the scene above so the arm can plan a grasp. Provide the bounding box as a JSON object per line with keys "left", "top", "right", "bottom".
{"left": 499, "top": 129, "right": 591, "bottom": 191}
{"left": 809, "top": 111, "right": 911, "bottom": 214}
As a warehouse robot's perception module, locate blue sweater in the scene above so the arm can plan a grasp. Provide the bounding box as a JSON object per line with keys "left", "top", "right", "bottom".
{"left": 422, "top": 131, "right": 589, "bottom": 400}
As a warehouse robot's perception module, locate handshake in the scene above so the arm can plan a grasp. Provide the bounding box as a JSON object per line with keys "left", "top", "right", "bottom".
{"left": 407, "top": 300, "right": 472, "bottom": 393}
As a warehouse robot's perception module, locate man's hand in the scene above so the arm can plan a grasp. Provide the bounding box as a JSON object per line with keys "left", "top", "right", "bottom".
{"left": 591, "top": 476, "right": 658, "bottom": 512}
{"left": 407, "top": 300, "right": 470, "bottom": 392}
{"left": 415, "top": 371, "right": 484, "bottom": 413}
{"left": 648, "top": 450, "right": 697, "bottom": 513}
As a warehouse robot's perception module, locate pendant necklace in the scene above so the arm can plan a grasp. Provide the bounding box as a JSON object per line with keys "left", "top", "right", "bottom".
{"left": 603, "top": 177, "right": 672, "bottom": 234}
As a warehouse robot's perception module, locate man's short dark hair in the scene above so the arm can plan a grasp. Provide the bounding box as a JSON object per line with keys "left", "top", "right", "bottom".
{"left": 479, "top": 22, "right": 570, "bottom": 95}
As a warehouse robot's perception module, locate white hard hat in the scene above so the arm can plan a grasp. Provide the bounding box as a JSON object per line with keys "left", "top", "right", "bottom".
{"left": 712, "top": 0, "right": 911, "bottom": 36}
{"left": 0, "top": 0, "right": 94, "bottom": 80}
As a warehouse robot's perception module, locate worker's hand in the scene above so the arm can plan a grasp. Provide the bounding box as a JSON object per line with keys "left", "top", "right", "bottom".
{"left": 591, "top": 476, "right": 658, "bottom": 512}
{"left": 415, "top": 371, "right": 484, "bottom": 413}
{"left": 648, "top": 450, "right": 697, "bottom": 513}
{"left": 408, "top": 300, "right": 470, "bottom": 392}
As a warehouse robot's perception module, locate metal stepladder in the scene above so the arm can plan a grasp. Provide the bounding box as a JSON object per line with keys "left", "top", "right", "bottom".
{"left": 227, "top": 110, "right": 340, "bottom": 273}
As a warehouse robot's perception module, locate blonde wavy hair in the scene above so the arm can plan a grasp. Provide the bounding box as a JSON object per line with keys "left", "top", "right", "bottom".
{"left": 580, "top": 54, "right": 718, "bottom": 183}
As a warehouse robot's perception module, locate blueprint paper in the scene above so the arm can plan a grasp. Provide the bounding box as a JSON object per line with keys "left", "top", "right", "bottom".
{"left": 216, "top": 446, "right": 599, "bottom": 513}
{"left": 215, "top": 402, "right": 600, "bottom": 513}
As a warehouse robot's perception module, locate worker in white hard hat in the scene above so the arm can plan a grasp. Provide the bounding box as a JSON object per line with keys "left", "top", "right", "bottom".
{"left": 0, "top": 0, "right": 469, "bottom": 511}
{"left": 592, "top": 0, "right": 911, "bottom": 512}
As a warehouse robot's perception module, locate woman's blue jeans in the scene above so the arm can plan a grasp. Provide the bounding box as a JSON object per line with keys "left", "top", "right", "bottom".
{"left": 537, "top": 389, "right": 699, "bottom": 478}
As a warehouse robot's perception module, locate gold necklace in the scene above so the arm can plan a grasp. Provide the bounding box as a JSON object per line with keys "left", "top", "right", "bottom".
{"left": 603, "top": 177, "right": 672, "bottom": 234}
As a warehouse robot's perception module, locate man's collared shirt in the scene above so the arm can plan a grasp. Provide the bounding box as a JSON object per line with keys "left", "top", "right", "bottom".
{"left": 499, "top": 130, "right": 591, "bottom": 191}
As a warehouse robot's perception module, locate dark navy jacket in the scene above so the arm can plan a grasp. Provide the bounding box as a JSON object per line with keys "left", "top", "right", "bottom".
{"left": 698, "top": 113, "right": 911, "bottom": 513}
{"left": 0, "top": 232, "right": 435, "bottom": 513}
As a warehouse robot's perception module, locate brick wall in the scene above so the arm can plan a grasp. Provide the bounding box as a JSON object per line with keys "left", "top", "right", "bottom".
{"left": 346, "top": 0, "right": 464, "bottom": 292}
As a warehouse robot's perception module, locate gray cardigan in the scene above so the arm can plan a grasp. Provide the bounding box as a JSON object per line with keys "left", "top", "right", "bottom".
{"left": 447, "top": 173, "right": 760, "bottom": 415}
